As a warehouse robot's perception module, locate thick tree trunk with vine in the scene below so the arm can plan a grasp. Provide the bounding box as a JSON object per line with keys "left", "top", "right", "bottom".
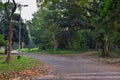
{"left": 5, "top": 0, "right": 16, "bottom": 63}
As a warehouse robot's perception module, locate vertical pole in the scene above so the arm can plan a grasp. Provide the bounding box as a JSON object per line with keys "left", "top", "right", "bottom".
{"left": 18, "top": 7, "right": 21, "bottom": 54}
{"left": 17, "top": 4, "right": 28, "bottom": 57}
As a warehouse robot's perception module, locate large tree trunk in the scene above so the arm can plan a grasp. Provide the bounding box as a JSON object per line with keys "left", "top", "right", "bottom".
{"left": 5, "top": 19, "right": 13, "bottom": 63}
{"left": 102, "top": 35, "right": 110, "bottom": 57}
{"left": 5, "top": 0, "right": 16, "bottom": 63}
{"left": 54, "top": 40, "right": 58, "bottom": 51}
{"left": 53, "top": 34, "right": 58, "bottom": 51}
{"left": 104, "top": 35, "right": 109, "bottom": 57}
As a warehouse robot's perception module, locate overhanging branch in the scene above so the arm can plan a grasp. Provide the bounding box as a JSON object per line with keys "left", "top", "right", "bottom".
{"left": 9, "top": 0, "right": 17, "bottom": 20}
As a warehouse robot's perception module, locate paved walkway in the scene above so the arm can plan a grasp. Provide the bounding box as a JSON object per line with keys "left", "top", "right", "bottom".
{"left": 16, "top": 52, "right": 120, "bottom": 80}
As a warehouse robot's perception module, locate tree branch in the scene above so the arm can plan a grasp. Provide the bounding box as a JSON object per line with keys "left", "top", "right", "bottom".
{"left": 84, "top": 7, "right": 100, "bottom": 17}
{"left": 4, "top": 0, "right": 10, "bottom": 20}
{"left": 9, "top": 0, "right": 17, "bottom": 21}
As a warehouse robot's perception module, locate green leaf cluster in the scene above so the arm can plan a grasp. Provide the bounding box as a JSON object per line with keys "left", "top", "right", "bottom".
{"left": 0, "top": 34, "right": 7, "bottom": 47}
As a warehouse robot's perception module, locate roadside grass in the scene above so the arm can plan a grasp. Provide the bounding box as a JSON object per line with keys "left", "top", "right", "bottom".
{"left": 20, "top": 47, "right": 39, "bottom": 53}
{"left": 0, "top": 55, "right": 44, "bottom": 73}
{"left": 20, "top": 47, "right": 82, "bottom": 54}
{"left": 82, "top": 50, "right": 120, "bottom": 64}
{"left": 21, "top": 47, "right": 120, "bottom": 57}
{"left": 20, "top": 47, "right": 46, "bottom": 53}
{"left": 110, "top": 49, "right": 120, "bottom": 58}
{"left": 21, "top": 48, "right": 120, "bottom": 64}
{"left": 0, "top": 49, "right": 4, "bottom": 54}
{"left": 20, "top": 47, "right": 38, "bottom": 53}
{"left": 47, "top": 49, "right": 81, "bottom": 54}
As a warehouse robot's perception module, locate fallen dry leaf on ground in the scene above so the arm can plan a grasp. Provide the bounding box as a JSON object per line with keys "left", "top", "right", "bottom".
{"left": 0, "top": 65, "right": 52, "bottom": 80}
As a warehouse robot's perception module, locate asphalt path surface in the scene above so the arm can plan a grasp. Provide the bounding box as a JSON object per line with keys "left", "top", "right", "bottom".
{"left": 15, "top": 52, "right": 120, "bottom": 80}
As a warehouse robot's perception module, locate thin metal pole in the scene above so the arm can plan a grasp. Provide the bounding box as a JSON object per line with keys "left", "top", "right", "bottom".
{"left": 18, "top": 4, "right": 28, "bottom": 54}
{"left": 18, "top": 8, "right": 21, "bottom": 53}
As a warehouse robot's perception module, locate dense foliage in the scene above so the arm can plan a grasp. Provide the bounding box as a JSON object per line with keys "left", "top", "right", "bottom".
{"left": 31, "top": 0, "right": 120, "bottom": 57}
{"left": 1, "top": 0, "right": 120, "bottom": 58}
{"left": 0, "top": 34, "right": 7, "bottom": 47}
{"left": 0, "top": 2, "right": 29, "bottom": 48}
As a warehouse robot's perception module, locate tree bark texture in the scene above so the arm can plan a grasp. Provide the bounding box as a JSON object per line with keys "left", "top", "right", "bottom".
{"left": 101, "top": 35, "right": 110, "bottom": 58}
{"left": 53, "top": 34, "right": 58, "bottom": 51}
{"left": 103, "top": 35, "right": 109, "bottom": 56}
{"left": 5, "top": 0, "right": 17, "bottom": 63}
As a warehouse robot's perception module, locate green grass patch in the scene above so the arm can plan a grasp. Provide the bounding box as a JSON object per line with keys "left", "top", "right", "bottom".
{"left": 21, "top": 47, "right": 84, "bottom": 55}
{"left": 0, "top": 55, "right": 44, "bottom": 73}
{"left": 47, "top": 49, "right": 80, "bottom": 54}
{"left": 20, "top": 47, "right": 43, "bottom": 53}
{"left": 81, "top": 51, "right": 120, "bottom": 64}
{"left": 0, "top": 49, "right": 4, "bottom": 54}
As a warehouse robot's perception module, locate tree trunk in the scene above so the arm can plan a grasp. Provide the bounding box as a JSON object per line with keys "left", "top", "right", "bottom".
{"left": 5, "top": 0, "right": 16, "bottom": 63}
{"left": 102, "top": 35, "right": 110, "bottom": 57}
{"left": 4, "top": 46, "right": 8, "bottom": 55}
{"left": 98, "top": 43, "right": 101, "bottom": 55}
{"left": 53, "top": 34, "right": 58, "bottom": 51}
{"left": 68, "top": 39, "right": 72, "bottom": 49}
{"left": 5, "top": 19, "right": 12, "bottom": 63}
{"left": 115, "top": 45, "right": 119, "bottom": 50}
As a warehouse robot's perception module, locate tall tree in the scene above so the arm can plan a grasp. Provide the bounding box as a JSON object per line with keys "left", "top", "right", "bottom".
{"left": 5, "top": 0, "right": 17, "bottom": 63}
{"left": 32, "top": 0, "right": 93, "bottom": 50}
{"left": 84, "top": 0, "right": 120, "bottom": 57}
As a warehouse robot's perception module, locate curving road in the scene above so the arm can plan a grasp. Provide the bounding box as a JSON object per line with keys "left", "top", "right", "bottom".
{"left": 18, "top": 52, "right": 120, "bottom": 80}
